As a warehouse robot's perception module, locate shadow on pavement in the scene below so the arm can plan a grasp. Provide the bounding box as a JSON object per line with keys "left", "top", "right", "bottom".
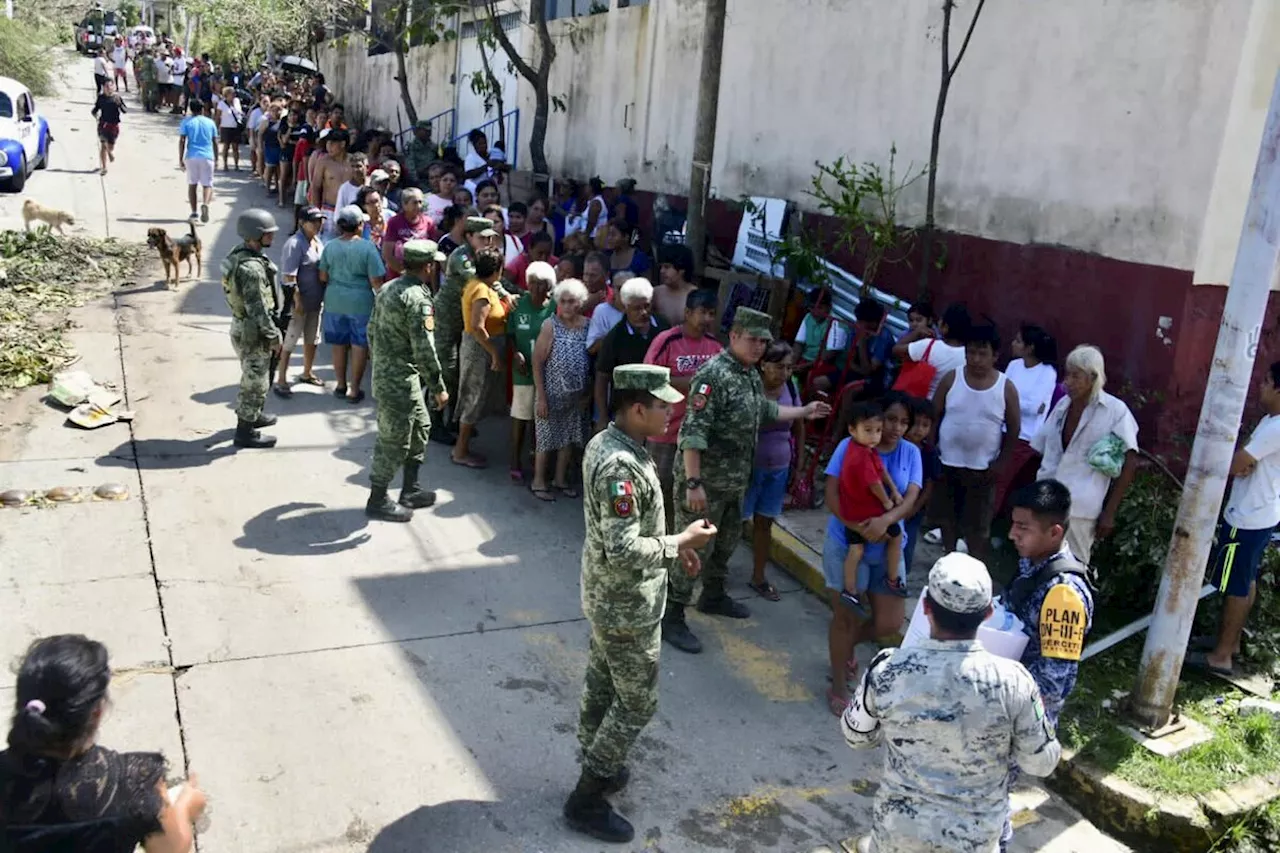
{"left": 235, "top": 500, "right": 371, "bottom": 556}
{"left": 95, "top": 430, "right": 238, "bottom": 469}
{"left": 366, "top": 801, "right": 515, "bottom": 853}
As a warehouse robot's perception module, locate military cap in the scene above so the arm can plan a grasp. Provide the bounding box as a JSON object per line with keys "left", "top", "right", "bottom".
{"left": 414, "top": 118, "right": 433, "bottom": 131}
{"left": 927, "top": 553, "right": 993, "bottom": 614}
{"left": 732, "top": 306, "right": 774, "bottom": 341}
{"left": 613, "top": 364, "right": 683, "bottom": 404}
{"left": 403, "top": 239, "right": 447, "bottom": 264}
{"left": 465, "top": 216, "right": 495, "bottom": 235}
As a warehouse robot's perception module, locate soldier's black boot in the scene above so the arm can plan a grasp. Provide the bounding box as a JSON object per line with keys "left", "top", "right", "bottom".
{"left": 250, "top": 412, "right": 278, "bottom": 428}
{"left": 698, "top": 583, "right": 750, "bottom": 619}
{"left": 398, "top": 463, "right": 437, "bottom": 509}
{"left": 563, "top": 770, "right": 634, "bottom": 843}
{"left": 233, "top": 419, "right": 277, "bottom": 449}
{"left": 602, "top": 766, "right": 630, "bottom": 794}
{"left": 661, "top": 603, "right": 703, "bottom": 654}
{"left": 366, "top": 485, "right": 413, "bottom": 522}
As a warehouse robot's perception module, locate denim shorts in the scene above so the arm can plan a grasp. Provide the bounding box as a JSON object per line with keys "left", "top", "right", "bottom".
{"left": 322, "top": 312, "right": 369, "bottom": 347}
{"left": 741, "top": 466, "right": 789, "bottom": 520}
{"left": 821, "top": 529, "right": 909, "bottom": 598}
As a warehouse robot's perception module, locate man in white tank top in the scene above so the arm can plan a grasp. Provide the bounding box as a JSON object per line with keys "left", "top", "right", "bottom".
{"left": 932, "top": 323, "right": 1021, "bottom": 568}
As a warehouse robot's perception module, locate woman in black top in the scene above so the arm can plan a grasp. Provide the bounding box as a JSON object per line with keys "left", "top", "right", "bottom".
{"left": 0, "top": 635, "right": 207, "bottom": 853}
{"left": 278, "top": 104, "right": 305, "bottom": 208}
{"left": 90, "top": 81, "right": 127, "bottom": 176}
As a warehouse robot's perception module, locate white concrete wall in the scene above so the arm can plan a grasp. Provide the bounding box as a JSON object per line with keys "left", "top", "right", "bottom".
{"left": 319, "top": 0, "right": 1257, "bottom": 273}
{"left": 317, "top": 33, "right": 457, "bottom": 136}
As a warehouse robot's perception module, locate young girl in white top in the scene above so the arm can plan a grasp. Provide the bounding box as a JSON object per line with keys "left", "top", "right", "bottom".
{"left": 994, "top": 323, "right": 1059, "bottom": 511}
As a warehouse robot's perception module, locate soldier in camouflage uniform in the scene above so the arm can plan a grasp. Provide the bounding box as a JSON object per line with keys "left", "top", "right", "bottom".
{"left": 568, "top": 364, "right": 718, "bottom": 843}
{"left": 365, "top": 239, "right": 450, "bottom": 522}
{"left": 403, "top": 119, "right": 436, "bottom": 188}
{"left": 665, "top": 307, "right": 829, "bottom": 654}
{"left": 221, "top": 209, "right": 281, "bottom": 449}
{"left": 436, "top": 217, "right": 511, "bottom": 434}
{"left": 137, "top": 48, "right": 157, "bottom": 112}
{"left": 841, "top": 553, "right": 1062, "bottom": 853}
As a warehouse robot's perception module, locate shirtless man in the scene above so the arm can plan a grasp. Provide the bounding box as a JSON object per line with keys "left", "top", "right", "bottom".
{"left": 653, "top": 243, "right": 698, "bottom": 328}
{"left": 308, "top": 128, "right": 349, "bottom": 238}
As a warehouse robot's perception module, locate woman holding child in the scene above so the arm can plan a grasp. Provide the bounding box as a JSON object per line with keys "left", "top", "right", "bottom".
{"left": 822, "top": 391, "right": 922, "bottom": 716}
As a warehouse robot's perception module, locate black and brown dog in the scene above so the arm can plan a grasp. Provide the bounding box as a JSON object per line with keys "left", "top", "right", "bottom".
{"left": 147, "top": 222, "right": 203, "bottom": 289}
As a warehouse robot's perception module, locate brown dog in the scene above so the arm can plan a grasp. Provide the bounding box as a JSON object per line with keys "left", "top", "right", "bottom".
{"left": 22, "top": 199, "right": 75, "bottom": 235}
{"left": 147, "top": 222, "right": 203, "bottom": 289}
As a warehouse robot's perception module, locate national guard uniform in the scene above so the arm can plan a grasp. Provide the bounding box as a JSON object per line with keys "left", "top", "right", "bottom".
{"left": 668, "top": 307, "right": 780, "bottom": 644}
{"left": 568, "top": 365, "right": 686, "bottom": 844}
{"left": 365, "top": 239, "right": 449, "bottom": 522}
{"left": 221, "top": 209, "right": 281, "bottom": 449}
{"left": 403, "top": 120, "right": 436, "bottom": 186}
{"left": 841, "top": 553, "right": 1062, "bottom": 853}
{"left": 138, "top": 49, "right": 157, "bottom": 112}
{"left": 1003, "top": 543, "right": 1094, "bottom": 728}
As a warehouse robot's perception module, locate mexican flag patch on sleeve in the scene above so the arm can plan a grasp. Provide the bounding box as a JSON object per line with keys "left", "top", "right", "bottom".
{"left": 611, "top": 481, "right": 634, "bottom": 517}
{"left": 690, "top": 383, "right": 711, "bottom": 410}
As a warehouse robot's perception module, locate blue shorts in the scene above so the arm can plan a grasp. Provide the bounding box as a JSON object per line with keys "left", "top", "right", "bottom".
{"left": 322, "top": 312, "right": 369, "bottom": 347}
{"left": 1209, "top": 520, "right": 1274, "bottom": 598}
{"left": 821, "top": 529, "right": 909, "bottom": 598}
{"left": 742, "top": 466, "right": 789, "bottom": 520}
{"left": 264, "top": 147, "right": 281, "bottom": 167}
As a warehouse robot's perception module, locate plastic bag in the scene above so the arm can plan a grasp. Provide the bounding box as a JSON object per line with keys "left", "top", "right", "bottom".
{"left": 1086, "top": 432, "right": 1127, "bottom": 478}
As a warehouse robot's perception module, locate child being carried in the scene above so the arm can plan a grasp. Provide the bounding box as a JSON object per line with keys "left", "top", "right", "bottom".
{"left": 838, "top": 401, "right": 906, "bottom": 610}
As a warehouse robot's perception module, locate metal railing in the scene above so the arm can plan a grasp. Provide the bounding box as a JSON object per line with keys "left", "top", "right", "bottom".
{"left": 394, "top": 107, "right": 456, "bottom": 152}
{"left": 449, "top": 108, "right": 519, "bottom": 169}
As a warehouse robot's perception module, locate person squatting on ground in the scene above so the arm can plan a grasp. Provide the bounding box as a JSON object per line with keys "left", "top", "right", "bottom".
{"left": 221, "top": 209, "right": 282, "bottom": 449}
{"left": 0, "top": 635, "right": 209, "bottom": 852}
{"left": 841, "top": 553, "right": 1062, "bottom": 853}
{"left": 568, "top": 364, "right": 717, "bottom": 843}
{"left": 663, "top": 307, "right": 831, "bottom": 655}
{"left": 364, "top": 239, "right": 451, "bottom": 522}
{"left": 839, "top": 401, "right": 906, "bottom": 613}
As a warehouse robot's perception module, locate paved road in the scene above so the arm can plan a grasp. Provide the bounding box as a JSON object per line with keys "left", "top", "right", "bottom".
{"left": 0, "top": 54, "right": 1127, "bottom": 853}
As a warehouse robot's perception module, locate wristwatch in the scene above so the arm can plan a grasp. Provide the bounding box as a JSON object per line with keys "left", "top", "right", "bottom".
{"left": 684, "top": 478, "right": 703, "bottom": 490}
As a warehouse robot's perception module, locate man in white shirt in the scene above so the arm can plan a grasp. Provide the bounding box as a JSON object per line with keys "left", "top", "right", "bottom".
{"left": 1032, "top": 345, "right": 1139, "bottom": 564}
{"left": 154, "top": 53, "right": 174, "bottom": 110}
{"left": 93, "top": 49, "right": 111, "bottom": 94}
{"left": 1193, "top": 361, "right": 1280, "bottom": 677}
{"left": 170, "top": 50, "right": 189, "bottom": 113}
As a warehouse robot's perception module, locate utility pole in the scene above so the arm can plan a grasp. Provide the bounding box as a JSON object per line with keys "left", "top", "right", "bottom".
{"left": 684, "top": 0, "right": 726, "bottom": 276}
{"left": 1131, "top": 69, "right": 1280, "bottom": 729}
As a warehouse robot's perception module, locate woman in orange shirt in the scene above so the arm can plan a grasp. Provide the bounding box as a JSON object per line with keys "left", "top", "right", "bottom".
{"left": 452, "top": 247, "right": 509, "bottom": 468}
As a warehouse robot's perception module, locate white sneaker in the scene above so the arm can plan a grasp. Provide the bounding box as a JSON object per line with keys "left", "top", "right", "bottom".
{"left": 923, "top": 528, "right": 942, "bottom": 545}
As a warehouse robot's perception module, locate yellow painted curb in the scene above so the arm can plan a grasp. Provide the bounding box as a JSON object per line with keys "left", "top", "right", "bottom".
{"left": 767, "top": 521, "right": 828, "bottom": 598}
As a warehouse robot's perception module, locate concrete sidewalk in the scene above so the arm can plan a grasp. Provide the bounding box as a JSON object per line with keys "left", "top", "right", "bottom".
{"left": 0, "top": 55, "right": 1124, "bottom": 853}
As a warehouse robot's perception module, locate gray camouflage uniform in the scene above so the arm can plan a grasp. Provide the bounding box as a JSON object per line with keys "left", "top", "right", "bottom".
{"left": 578, "top": 421, "right": 680, "bottom": 779}
{"left": 841, "top": 553, "right": 1062, "bottom": 853}
{"left": 222, "top": 245, "right": 280, "bottom": 424}
{"left": 367, "top": 256, "right": 445, "bottom": 488}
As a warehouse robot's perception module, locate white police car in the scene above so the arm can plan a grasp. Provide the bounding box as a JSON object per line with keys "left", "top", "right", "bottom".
{"left": 0, "top": 76, "right": 52, "bottom": 193}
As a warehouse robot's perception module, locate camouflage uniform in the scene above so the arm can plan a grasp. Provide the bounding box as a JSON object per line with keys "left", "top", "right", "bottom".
{"left": 221, "top": 245, "right": 280, "bottom": 425}
{"left": 138, "top": 52, "right": 157, "bottom": 111}
{"left": 403, "top": 132, "right": 435, "bottom": 187}
{"left": 367, "top": 247, "right": 447, "bottom": 488}
{"left": 672, "top": 343, "right": 780, "bottom": 605}
{"left": 578, "top": 366, "right": 686, "bottom": 780}
{"left": 842, "top": 554, "right": 1062, "bottom": 853}
{"left": 1004, "top": 544, "right": 1094, "bottom": 729}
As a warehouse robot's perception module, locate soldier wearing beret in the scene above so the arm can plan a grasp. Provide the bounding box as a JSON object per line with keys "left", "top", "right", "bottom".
{"left": 434, "top": 217, "right": 511, "bottom": 440}
{"left": 364, "top": 239, "right": 449, "bottom": 522}
{"left": 567, "top": 364, "right": 718, "bottom": 842}
{"left": 664, "top": 306, "right": 831, "bottom": 654}
{"left": 841, "top": 553, "right": 1062, "bottom": 853}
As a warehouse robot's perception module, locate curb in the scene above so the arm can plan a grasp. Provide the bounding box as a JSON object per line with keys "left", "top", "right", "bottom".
{"left": 768, "top": 520, "right": 830, "bottom": 599}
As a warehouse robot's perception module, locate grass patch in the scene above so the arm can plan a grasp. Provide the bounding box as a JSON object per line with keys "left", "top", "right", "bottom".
{"left": 0, "top": 230, "right": 144, "bottom": 393}
{"left": 0, "top": 16, "right": 60, "bottom": 97}
{"left": 1060, "top": 636, "right": 1280, "bottom": 797}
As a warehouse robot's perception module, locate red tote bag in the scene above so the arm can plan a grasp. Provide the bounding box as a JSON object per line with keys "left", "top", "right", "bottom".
{"left": 892, "top": 339, "right": 937, "bottom": 398}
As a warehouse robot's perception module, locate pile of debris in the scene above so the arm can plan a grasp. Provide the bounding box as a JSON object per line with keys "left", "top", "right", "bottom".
{"left": 0, "top": 229, "right": 143, "bottom": 393}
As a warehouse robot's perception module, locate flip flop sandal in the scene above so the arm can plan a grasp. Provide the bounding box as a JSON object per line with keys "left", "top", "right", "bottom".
{"left": 272, "top": 383, "right": 292, "bottom": 399}
{"left": 748, "top": 581, "right": 781, "bottom": 601}
{"left": 333, "top": 386, "right": 348, "bottom": 398}
{"left": 555, "top": 485, "right": 580, "bottom": 499}
{"left": 298, "top": 375, "right": 324, "bottom": 386}
{"left": 509, "top": 469, "right": 525, "bottom": 484}
{"left": 347, "top": 390, "right": 366, "bottom": 404}
{"left": 451, "top": 455, "right": 488, "bottom": 469}
{"left": 1186, "top": 652, "right": 1234, "bottom": 678}
{"left": 827, "top": 688, "right": 849, "bottom": 717}
{"left": 531, "top": 488, "right": 556, "bottom": 502}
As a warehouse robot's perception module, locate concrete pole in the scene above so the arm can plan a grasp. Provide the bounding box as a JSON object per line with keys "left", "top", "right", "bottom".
{"left": 1130, "top": 69, "right": 1280, "bottom": 729}
{"left": 685, "top": 0, "right": 726, "bottom": 275}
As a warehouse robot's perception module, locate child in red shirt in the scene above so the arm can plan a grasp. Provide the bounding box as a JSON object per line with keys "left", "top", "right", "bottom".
{"left": 838, "top": 401, "right": 905, "bottom": 610}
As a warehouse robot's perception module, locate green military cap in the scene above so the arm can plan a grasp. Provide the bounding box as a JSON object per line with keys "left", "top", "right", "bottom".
{"left": 732, "top": 306, "right": 774, "bottom": 341}
{"left": 414, "top": 118, "right": 433, "bottom": 130}
{"left": 403, "top": 239, "right": 447, "bottom": 264}
{"left": 613, "top": 364, "right": 683, "bottom": 403}
{"left": 464, "top": 216, "right": 494, "bottom": 235}
{"left": 928, "top": 552, "right": 993, "bottom": 614}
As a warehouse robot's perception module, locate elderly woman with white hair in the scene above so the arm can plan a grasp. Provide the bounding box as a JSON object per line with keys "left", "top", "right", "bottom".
{"left": 593, "top": 277, "right": 668, "bottom": 434}
{"left": 1031, "top": 344, "right": 1140, "bottom": 563}
{"left": 507, "top": 260, "right": 557, "bottom": 482}
{"left": 531, "top": 278, "right": 592, "bottom": 500}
